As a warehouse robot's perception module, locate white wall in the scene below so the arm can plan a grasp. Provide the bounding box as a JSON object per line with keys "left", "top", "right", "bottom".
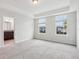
{"left": 70, "top": 0, "right": 79, "bottom": 49}
{"left": 0, "top": 15, "right": 4, "bottom": 47}
{"left": 77, "top": 9, "right": 79, "bottom": 49}
{"left": 34, "top": 12, "right": 76, "bottom": 45}
{"left": 15, "top": 13, "right": 34, "bottom": 43}
{"left": 0, "top": 8, "right": 34, "bottom": 46}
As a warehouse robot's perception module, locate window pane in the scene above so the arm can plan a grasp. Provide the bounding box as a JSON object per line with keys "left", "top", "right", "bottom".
{"left": 38, "top": 17, "right": 46, "bottom": 33}
{"left": 56, "top": 15, "right": 67, "bottom": 22}
{"left": 39, "top": 24, "right": 45, "bottom": 27}
{"left": 39, "top": 23, "right": 46, "bottom": 33}
{"left": 55, "top": 15, "right": 67, "bottom": 35}
{"left": 56, "top": 22, "right": 64, "bottom": 27}
{"left": 39, "top": 17, "right": 45, "bottom": 24}
{"left": 39, "top": 26, "right": 46, "bottom": 33}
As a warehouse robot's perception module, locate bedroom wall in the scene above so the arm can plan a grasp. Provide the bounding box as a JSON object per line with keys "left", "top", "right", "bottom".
{"left": 70, "top": 0, "right": 79, "bottom": 49}
{"left": 0, "top": 13, "right": 4, "bottom": 47}
{"left": 0, "top": 8, "right": 34, "bottom": 47}
{"left": 34, "top": 12, "right": 76, "bottom": 45}
{"left": 15, "top": 13, "right": 34, "bottom": 43}
{"left": 77, "top": 10, "right": 79, "bottom": 49}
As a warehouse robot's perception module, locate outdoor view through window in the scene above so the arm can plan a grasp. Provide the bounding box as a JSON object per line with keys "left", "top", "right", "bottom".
{"left": 39, "top": 17, "right": 46, "bottom": 33}
{"left": 55, "top": 15, "right": 67, "bottom": 35}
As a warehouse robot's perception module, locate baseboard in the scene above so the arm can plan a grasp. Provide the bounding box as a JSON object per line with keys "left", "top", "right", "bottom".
{"left": 34, "top": 38, "right": 76, "bottom": 46}
{"left": 15, "top": 39, "right": 31, "bottom": 43}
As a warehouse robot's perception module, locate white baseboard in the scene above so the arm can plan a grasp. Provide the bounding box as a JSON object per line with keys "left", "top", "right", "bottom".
{"left": 15, "top": 39, "right": 31, "bottom": 43}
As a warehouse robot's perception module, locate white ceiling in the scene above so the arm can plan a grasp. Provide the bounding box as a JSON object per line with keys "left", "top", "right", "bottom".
{"left": 0, "top": 0, "right": 70, "bottom": 15}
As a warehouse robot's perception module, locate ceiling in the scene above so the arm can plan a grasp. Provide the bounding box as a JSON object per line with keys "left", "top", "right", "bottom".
{"left": 0, "top": 0, "right": 70, "bottom": 15}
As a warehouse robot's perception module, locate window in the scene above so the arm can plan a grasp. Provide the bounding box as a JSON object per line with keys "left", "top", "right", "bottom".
{"left": 38, "top": 17, "right": 46, "bottom": 33}
{"left": 55, "top": 15, "right": 67, "bottom": 35}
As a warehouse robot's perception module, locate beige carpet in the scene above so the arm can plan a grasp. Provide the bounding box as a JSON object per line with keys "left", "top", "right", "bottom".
{"left": 0, "top": 39, "right": 79, "bottom": 59}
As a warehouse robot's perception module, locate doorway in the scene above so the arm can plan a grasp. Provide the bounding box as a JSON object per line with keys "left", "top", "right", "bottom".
{"left": 3, "top": 16, "right": 15, "bottom": 47}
